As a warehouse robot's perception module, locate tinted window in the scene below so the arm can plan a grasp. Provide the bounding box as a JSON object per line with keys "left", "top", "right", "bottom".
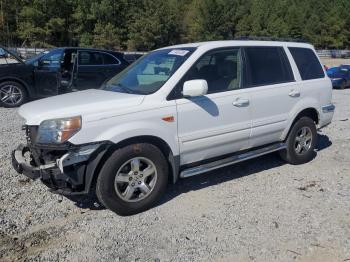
{"left": 181, "top": 48, "right": 242, "bottom": 94}
{"left": 103, "top": 53, "right": 120, "bottom": 65}
{"left": 244, "top": 47, "right": 294, "bottom": 87}
{"left": 78, "top": 51, "right": 104, "bottom": 65}
{"left": 289, "top": 47, "right": 324, "bottom": 80}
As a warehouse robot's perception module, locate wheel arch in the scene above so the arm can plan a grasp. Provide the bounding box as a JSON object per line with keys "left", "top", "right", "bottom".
{"left": 88, "top": 135, "right": 180, "bottom": 193}
{"left": 282, "top": 107, "right": 319, "bottom": 141}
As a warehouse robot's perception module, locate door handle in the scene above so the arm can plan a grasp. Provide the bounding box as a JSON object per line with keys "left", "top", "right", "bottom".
{"left": 289, "top": 90, "right": 300, "bottom": 97}
{"left": 232, "top": 98, "right": 250, "bottom": 107}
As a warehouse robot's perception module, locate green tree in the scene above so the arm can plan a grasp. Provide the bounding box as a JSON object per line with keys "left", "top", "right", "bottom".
{"left": 127, "top": 0, "right": 181, "bottom": 50}
{"left": 186, "top": 0, "right": 236, "bottom": 41}
{"left": 1, "top": 0, "right": 350, "bottom": 50}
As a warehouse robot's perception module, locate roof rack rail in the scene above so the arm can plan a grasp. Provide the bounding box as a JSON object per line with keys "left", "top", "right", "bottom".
{"left": 234, "top": 36, "right": 308, "bottom": 43}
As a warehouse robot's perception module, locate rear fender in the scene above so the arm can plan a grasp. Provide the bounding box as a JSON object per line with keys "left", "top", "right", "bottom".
{"left": 281, "top": 98, "right": 320, "bottom": 140}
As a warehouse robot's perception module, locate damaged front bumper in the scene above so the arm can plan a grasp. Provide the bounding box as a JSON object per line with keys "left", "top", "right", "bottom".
{"left": 12, "top": 142, "right": 111, "bottom": 195}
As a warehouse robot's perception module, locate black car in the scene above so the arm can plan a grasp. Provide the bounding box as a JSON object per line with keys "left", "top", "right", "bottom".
{"left": 0, "top": 46, "right": 129, "bottom": 107}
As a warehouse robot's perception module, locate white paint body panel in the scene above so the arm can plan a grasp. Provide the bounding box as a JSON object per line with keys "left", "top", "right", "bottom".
{"left": 248, "top": 81, "right": 301, "bottom": 148}
{"left": 176, "top": 90, "right": 251, "bottom": 165}
{"left": 18, "top": 40, "right": 334, "bottom": 166}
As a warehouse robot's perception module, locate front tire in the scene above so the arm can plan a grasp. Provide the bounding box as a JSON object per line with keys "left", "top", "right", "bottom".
{"left": 280, "top": 117, "right": 317, "bottom": 165}
{"left": 340, "top": 80, "right": 346, "bottom": 90}
{"left": 0, "top": 81, "right": 27, "bottom": 107}
{"left": 96, "top": 143, "right": 168, "bottom": 216}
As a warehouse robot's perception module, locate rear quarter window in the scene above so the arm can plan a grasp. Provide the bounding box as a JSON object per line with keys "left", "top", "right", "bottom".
{"left": 289, "top": 47, "right": 324, "bottom": 80}
{"left": 102, "top": 53, "right": 120, "bottom": 65}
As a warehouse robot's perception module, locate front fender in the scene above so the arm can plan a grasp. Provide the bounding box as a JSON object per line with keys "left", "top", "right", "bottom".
{"left": 70, "top": 109, "right": 180, "bottom": 156}
{"left": 97, "top": 120, "right": 179, "bottom": 155}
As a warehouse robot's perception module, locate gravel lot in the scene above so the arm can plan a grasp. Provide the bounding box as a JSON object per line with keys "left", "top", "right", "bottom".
{"left": 0, "top": 89, "right": 350, "bottom": 262}
{"left": 320, "top": 57, "right": 350, "bottom": 67}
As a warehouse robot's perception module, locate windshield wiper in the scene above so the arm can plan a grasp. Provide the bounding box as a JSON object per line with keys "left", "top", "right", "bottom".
{"left": 105, "top": 83, "right": 150, "bottom": 95}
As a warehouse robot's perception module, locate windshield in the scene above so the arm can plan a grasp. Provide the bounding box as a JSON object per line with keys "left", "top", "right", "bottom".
{"left": 103, "top": 48, "right": 196, "bottom": 95}
{"left": 0, "top": 47, "right": 22, "bottom": 65}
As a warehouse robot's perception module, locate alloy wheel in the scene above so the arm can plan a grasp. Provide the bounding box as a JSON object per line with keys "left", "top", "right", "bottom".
{"left": 114, "top": 157, "right": 158, "bottom": 202}
{"left": 294, "top": 126, "right": 313, "bottom": 155}
{"left": 0, "top": 85, "right": 23, "bottom": 106}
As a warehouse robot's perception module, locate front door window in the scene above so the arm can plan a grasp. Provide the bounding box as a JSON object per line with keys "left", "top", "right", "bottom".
{"left": 39, "top": 49, "right": 63, "bottom": 70}
{"left": 185, "top": 48, "right": 242, "bottom": 94}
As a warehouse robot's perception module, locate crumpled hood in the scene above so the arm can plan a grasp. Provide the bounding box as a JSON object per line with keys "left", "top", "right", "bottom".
{"left": 19, "top": 89, "right": 145, "bottom": 125}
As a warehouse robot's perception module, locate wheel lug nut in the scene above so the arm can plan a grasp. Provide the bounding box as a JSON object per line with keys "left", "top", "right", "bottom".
{"left": 138, "top": 181, "right": 141, "bottom": 185}
{"left": 131, "top": 183, "right": 135, "bottom": 186}
{"left": 129, "top": 177, "right": 133, "bottom": 181}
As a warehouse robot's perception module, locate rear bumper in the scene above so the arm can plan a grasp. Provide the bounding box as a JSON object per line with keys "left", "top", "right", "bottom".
{"left": 319, "top": 103, "right": 335, "bottom": 128}
{"left": 12, "top": 143, "right": 110, "bottom": 195}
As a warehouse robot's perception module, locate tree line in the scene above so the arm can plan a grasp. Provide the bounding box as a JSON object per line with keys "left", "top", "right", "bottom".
{"left": 0, "top": 0, "right": 350, "bottom": 51}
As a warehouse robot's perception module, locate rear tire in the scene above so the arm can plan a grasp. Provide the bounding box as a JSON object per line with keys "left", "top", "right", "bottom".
{"left": 0, "top": 81, "right": 27, "bottom": 107}
{"left": 96, "top": 143, "right": 168, "bottom": 216}
{"left": 279, "top": 117, "right": 317, "bottom": 165}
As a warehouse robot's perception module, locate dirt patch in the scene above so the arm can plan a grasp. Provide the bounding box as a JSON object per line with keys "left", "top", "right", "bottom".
{"left": 0, "top": 229, "right": 52, "bottom": 261}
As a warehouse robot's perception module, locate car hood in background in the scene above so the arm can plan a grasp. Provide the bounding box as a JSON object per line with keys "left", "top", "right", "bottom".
{"left": 19, "top": 89, "right": 145, "bottom": 125}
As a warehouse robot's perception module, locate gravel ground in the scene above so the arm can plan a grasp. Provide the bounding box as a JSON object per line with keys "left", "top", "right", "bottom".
{"left": 0, "top": 89, "right": 350, "bottom": 262}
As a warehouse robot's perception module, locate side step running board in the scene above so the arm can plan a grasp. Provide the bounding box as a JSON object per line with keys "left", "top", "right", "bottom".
{"left": 180, "top": 143, "right": 286, "bottom": 178}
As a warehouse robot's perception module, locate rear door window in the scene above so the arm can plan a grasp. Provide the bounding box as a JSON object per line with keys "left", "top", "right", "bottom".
{"left": 289, "top": 47, "right": 324, "bottom": 80}
{"left": 244, "top": 47, "right": 294, "bottom": 87}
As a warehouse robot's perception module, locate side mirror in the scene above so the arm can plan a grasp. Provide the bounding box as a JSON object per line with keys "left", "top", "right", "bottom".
{"left": 183, "top": 80, "right": 208, "bottom": 97}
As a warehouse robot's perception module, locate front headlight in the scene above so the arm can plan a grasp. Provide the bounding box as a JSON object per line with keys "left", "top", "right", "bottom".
{"left": 36, "top": 116, "right": 82, "bottom": 144}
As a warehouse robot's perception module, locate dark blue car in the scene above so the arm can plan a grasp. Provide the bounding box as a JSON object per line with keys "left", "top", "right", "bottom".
{"left": 327, "top": 65, "right": 350, "bottom": 89}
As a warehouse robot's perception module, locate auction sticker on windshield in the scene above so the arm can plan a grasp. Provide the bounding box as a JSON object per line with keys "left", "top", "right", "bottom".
{"left": 168, "top": 49, "right": 190, "bottom": 56}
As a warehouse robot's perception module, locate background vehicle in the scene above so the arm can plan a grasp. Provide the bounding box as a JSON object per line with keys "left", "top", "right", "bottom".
{"left": 0, "top": 46, "right": 129, "bottom": 107}
{"left": 12, "top": 40, "right": 334, "bottom": 216}
{"left": 327, "top": 65, "right": 350, "bottom": 89}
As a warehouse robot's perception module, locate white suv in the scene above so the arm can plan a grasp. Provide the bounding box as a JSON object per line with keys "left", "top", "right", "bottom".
{"left": 12, "top": 40, "right": 335, "bottom": 215}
